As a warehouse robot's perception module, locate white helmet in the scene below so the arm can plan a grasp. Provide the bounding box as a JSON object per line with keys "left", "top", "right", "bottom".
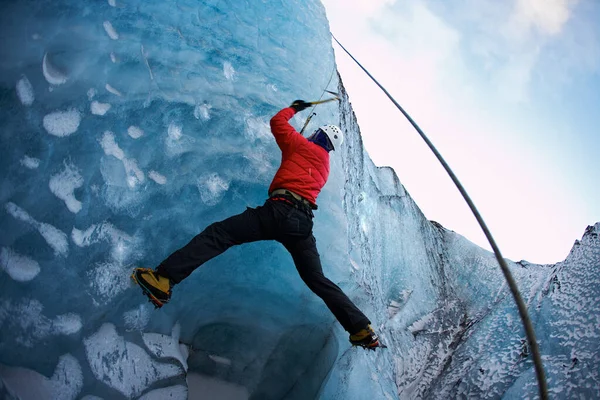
{"left": 318, "top": 124, "right": 344, "bottom": 150}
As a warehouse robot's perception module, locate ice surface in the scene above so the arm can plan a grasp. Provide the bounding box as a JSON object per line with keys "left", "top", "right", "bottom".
{"left": 16, "top": 75, "right": 34, "bottom": 105}
{"left": 90, "top": 101, "right": 111, "bottom": 116}
{"left": 42, "top": 109, "right": 81, "bottom": 137}
{"left": 5, "top": 202, "right": 69, "bottom": 256}
{"left": 42, "top": 53, "right": 68, "bottom": 85}
{"left": 1, "top": 0, "right": 598, "bottom": 398}
{"left": 84, "top": 323, "right": 182, "bottom": 398}
{"left": 137, "top": 385, "right": 187, "bottom": 400}
{"left": 49, "top": 161, "right": 84, "bottom": 213}
{"left": 0, "top": 299, "right": 81, "bottom": 346}
{"left": 102, "top": 21, "right": 118, "bottom": 40}
{"left": 0, "top": 354, "right": 82, "bottom": 400}
{"left": 20, "top": 155, "right": 40, "bottom": 169}
{"left": 0, "top": 247, "right": 40, "bottom": 282}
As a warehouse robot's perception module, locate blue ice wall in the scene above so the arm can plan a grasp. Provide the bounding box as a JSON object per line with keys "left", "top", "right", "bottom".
{"left": 1, "top": 0, "right": 599, "bottom": 399}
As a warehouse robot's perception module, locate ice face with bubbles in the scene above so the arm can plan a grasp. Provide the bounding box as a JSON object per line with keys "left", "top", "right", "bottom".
{"left": 0, "top": 0, "right": 598, "bottom": 399}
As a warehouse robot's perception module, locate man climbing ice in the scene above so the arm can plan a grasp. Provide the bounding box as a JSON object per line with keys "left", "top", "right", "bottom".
{"left": 132, "top": 100, "right": 382, "bottom": 349}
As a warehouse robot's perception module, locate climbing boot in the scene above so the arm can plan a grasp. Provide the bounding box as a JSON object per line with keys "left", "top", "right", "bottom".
{"left": 131, "top": 267, "right": 172, "bottom": 308}
{"left": 349, "top": 325, "right": 384, "bottom": 350}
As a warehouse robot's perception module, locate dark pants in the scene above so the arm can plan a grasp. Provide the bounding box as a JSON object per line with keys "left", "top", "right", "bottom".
{"left": 156, "top": 198, "right": 370, "bottom": 334}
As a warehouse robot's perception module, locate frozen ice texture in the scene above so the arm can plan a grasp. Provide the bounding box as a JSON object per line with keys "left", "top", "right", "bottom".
{"left": 0, "top": 0, "right": 598, "bottom": 399}
{"left": 0, "top": 247, "right": 40, "bottom": 282}
{"left": 84, "top": 323, "right": 182, "bottom": 398}
{"left": 42, "top": 109, "right": 81, "bottom": 137}
{"left": 0, "top": 354, "right": 82, "bottom": 400}
{"left": 49, "top": 161, "right": 84, "bottom": 213}
{"left": 16, "top": 76, "right": 34, "bottom": 105}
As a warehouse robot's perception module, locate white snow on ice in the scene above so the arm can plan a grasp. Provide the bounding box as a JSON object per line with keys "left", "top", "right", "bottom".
{"left": 86, "top": 261, "right": 132, "bottom": 304}
{"left": 127, "top": 125, "right": 143, "bottom": 139}
{"left": 71, "top": 222, "right": 134, "bottom": 262}
{"left": 16, "top": 76, "right": 34, "bottom": 106}
{"left": 108, "top": 0, "right": 116, "bottom": 7}
{"left": 0, "top": 247, "right": 40, "bottom": 282}
{"left": 5, "top": 202, "right": 69, "bottom": 256}
{"left": 148, "top": 170, "right": 167, "bottom": 185}
{"left": 138, "top": 385, "right": 187, "bottom": 400}
{"left": 123, "top": 304, "right": 151, "bottom": 331}
{"left": 87, "top": 88, "right": 97, "bottom": 100}
{"left": 194, "top": 103, "right": 211, "bottom": 120}
{"left": 105, "top": 83, "right": 122, "bottom": 96}
{"left": 103, "top": 21, "right": 119, "bottom": 40}
{"left": 197, "top": 173, "right": 229, "bottom": 206}
{"left": 168, "top": 122, "right": 182, "bottom": 140}
{"left": 99, "top": 131, "right": 145, "bottom": 187}
{"left": 91, "top": 101, "right": 111, "bottom": 116}
{"left": 84, "top": 323, "right": 182, "bottom": 398}
{"left": 49, "top": 161, "right": 84, "bottom": 213}
{"left": 42, "top": 109, "right": 81, "bottom": 137}
{"left": 20, "top": 155, "right": 40, "bottom": 169}
{"left": 0, "top": 354, "right": 82, "bottom": 400}
{"left": 142, "top": 323, "right": 189, "bottom": 372}
{"left": 42, "top": 53, "right": 68, "bottom": 85}
{"left": 223, "top": 61, "right": 235, "bottom": 80}
{"left": 0, "top": 298, "right": 81, "bottom": 347}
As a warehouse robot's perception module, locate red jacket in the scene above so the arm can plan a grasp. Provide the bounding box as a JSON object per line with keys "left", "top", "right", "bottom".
{"left": 268, "top": 107, "right": 330, "bottom": 206}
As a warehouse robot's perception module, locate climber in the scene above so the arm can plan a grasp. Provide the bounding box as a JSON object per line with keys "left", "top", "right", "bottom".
{"left": 131, "top": 100, "right": 382, "bottom": 349}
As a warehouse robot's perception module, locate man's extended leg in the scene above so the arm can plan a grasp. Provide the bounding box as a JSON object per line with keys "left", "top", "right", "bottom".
{"left": 133, "top": 203, "right": 276, "bottom": 307}
{"left": 282, "top": 235, "right": 371, "bottom": 334}
{"left": 156, "top": 204, "right": 276, "bottom": 283}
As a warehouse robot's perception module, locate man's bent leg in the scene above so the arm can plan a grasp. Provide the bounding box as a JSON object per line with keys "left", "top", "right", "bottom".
{"left": 157, "top": 205, "right": 274, "bottom": 283}
{"left": 283, "top": 235, "right": 370, "bottom": 334}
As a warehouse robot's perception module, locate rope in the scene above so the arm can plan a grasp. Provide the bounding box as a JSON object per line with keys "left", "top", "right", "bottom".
{"left": 300, "top": 64, "right": 338, "bottom": 135}
{"left": 331, "top": 34, "right": 548, "bottom": 400}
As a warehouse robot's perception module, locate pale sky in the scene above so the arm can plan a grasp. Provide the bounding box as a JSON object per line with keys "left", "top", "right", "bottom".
{"left": 321, "top": 0, "right": 600, "bottom": 264}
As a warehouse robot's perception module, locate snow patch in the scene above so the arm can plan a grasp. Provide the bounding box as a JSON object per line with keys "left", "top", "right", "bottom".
{"left": 87, "top": 88, "right": 96, "bottom": 100}
{"left": 72, "top": 222, "right": 134, "bottom": 262}
{"left": 103, "top": 21, "right": 119, "bottom": 40}
{"left": 110, "top": 52, "right": 117, "bottom": 63}
{"left": 223, "top": 61, "right": 236, "bottom": 80}
{"left": 91, "top": 101, "right": 111, "bottom": 116}
{"left": 138, "top": 385, "right": 187, "bottom": 400}
{"left": 16, "top": 76, "right": 34, "bottom": 105}
{"left": 108, "top": 0, "right": 116, "bottom": 6}
{"left": 42, "top": 53, "right": 68, "bottom": 85}
{"left": 105, "top": 83, "right": 122, "bottom": 96}
{"left": 43, "top": 109, "right": 81, "bottom": 137}
{"left": 0, "top": 354, "right": 83, "bottom": 400}
{"left": 197, "top": 173, "right": 229, "bottom": 206}
{"left": 127, "top": 125, "right": 143, "bottom": 139}
{"left": 5, "top": 202, "right": 69, "bottom": 256}
{"left": 99, "top": 131, "right": 145, "bottom": 187}
{"left": 124, "top": 304, "right": 151, "bottom": 331}
{"left": 142, "top": 323, "right": 189, "bottom": 371}
{"left": 86, "top": 262, "right": 132, "bottom": 304}
{"left": 20, "top": 155, "right": 40, "bottom": 169}
{"left": 148, "top": 170, "right": 167, "bottom": 185}
{"left": 49, "top": 161, "right": 84, "bottom": 213}
{"left": 168, "top": 122, "right": 182, "bottom": 140}
{"left": 194, "top": 103, "right": 211, "bottom": 120}
{"left": 0, "top": 299, "right": 81, "bottom": 346}
{"left": 0, "top": 247, "right": 40, "bottom": 282}
{"left": 84, "top": 323, "right": 182, "bottom": 398}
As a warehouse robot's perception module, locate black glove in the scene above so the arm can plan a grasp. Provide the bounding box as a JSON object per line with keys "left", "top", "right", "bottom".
{"left": 290, "top": 100, "right": 311, "bottom": 112}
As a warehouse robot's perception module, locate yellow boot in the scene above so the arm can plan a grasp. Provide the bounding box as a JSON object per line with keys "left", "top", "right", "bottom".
{"left": 349, "top": 325, "right": 381, "bottom": 349}
{"left": 131, "top": 268, "right": 172, "bottom": 308}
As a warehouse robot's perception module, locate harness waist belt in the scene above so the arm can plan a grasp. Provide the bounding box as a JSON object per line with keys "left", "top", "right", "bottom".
{"left": 269, "top": 189, "right": 318, "bottom": 210}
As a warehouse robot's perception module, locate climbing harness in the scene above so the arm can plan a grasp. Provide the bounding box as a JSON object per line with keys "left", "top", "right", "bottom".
{"left": 332, "top": 34, "right": 548, "bottom": 400}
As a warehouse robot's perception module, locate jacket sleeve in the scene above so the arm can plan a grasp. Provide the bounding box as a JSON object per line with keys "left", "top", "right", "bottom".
{"left": 270, "top": 107, "right": 302, "bottom": 153}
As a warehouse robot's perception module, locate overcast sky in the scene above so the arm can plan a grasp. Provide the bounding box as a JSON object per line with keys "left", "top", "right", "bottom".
{"left": 321, "top": 0, "right": 600, "bottom": 264}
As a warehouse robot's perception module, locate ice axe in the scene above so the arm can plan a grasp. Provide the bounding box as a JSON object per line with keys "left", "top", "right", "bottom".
{"left": 299, "top": 91, "right": 340, "bottom": 134}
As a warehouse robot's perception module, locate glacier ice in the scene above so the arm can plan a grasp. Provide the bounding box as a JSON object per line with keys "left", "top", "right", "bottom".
{"left": 0, "top": 0, "right": 598, "bottom": 399}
